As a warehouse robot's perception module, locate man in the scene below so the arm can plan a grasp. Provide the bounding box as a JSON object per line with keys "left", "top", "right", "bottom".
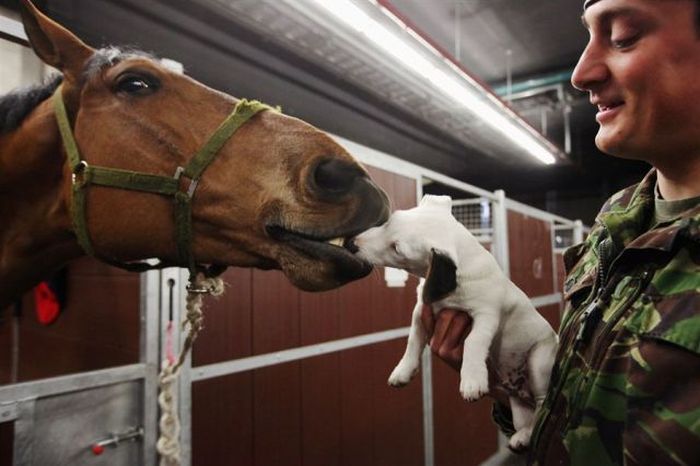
{"left": 425, "top": 0, "right": 700, "bottom": 464}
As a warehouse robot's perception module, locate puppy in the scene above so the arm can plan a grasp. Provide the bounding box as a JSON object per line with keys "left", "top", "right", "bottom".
{"left": 353, "top": 195, "right": 558, "bottom": 450}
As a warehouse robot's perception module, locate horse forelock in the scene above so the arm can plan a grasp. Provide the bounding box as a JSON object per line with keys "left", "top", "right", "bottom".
{"left": 84, "top": 46, "right": 158, "bottom": 79}
{"left": 0, "top": 73, "right": 63, "bottom": 135}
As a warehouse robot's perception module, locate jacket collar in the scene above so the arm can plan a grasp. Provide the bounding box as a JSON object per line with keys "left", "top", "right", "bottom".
{"left": 597, "top": 169, "right": 700, "bottom": 253}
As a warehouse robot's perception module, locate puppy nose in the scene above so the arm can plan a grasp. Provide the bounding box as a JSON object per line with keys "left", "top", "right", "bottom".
{"left": 312, "top": 158, "right": 363, "bottom": 196}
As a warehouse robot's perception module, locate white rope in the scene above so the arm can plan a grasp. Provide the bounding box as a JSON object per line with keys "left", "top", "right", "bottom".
{"left": 157, "top": 275, "right": 224, "bottom": 466}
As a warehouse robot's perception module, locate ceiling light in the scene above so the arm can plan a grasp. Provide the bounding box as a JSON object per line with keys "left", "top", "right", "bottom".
{"left": 307, "top": 0, "right": 557, "bottom": 165}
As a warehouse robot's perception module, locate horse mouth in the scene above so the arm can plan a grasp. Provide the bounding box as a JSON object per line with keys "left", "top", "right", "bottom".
{"left": 265, "top": 225, "right": 372, "bottom": 282}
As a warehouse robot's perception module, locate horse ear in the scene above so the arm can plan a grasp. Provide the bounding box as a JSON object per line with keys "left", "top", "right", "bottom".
{"left": 20, "top": 0, "right": 93, "bottom": 78}
{"left": 421, "top": 248, "right": 457, "bottom": 304}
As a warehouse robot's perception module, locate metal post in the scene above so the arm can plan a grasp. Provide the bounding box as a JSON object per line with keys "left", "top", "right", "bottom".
{"left": 416, "top": 174, "right": 435, "bottom": 466}
{"left": 492, "top": 190, "right": 510, "bottom": 277}
{"left": 573, "top": 219, "right": 584, "bottom": 244}
{"left": 421, "top": 348, "right": 434, "bottom": 466}
{"left": 140, "top": 269, "right": 161, "bottom": 466}
{"left": 178, "top": 268, "right": 194, "bottom": 466}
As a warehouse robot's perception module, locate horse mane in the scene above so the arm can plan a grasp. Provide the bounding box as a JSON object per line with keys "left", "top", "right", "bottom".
{"left": 0, "top": 73, "right": 63, "bottom": 135}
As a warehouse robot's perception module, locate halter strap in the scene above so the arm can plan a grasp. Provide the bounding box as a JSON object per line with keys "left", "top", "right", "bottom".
{"left": 53, "top": 89, "right": 271, "bottom": 276}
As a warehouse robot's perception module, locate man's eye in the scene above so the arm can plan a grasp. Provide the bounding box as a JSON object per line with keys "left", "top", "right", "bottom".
{"left": 611, "top": 35, "right": 639, "bottom": 49}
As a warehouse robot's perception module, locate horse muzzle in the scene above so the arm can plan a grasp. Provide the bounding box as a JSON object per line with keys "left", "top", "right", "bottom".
{"left": 267, "top": 173, "right": 390, "bottom": 290}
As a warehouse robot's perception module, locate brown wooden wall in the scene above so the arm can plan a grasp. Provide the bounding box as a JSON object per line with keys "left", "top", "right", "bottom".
{"left": 0, "top": 258, "right": 140, "bottom": 384}
{"left": 507, "top": 211, "right": 561, "bottom": 329}
{"left": 191, "top": 166, "right": 430, "bottom": 466}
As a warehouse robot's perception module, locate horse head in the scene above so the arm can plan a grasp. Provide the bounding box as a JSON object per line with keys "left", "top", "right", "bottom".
{"left": 1, "top": 1, "right": 390, "bottom": 304}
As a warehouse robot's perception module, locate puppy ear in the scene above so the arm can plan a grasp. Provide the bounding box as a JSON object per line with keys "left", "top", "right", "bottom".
{"left": 421, "top": 248, "right": 457, "bottom": 304}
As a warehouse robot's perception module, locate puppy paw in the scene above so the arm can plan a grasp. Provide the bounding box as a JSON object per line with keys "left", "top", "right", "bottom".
{"left": 388, "top": 360, "right": 419, "bottom": 387}
{"left": 459, "top": 367, "right": 489, "bottom": 401}
{"left": 508, "top": 427, "right": 532, "bottom": 452}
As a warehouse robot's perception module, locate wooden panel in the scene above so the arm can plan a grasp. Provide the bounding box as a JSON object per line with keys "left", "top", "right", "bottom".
{"left": 0, "top": 258, "right": 140, "bottom": 383}
{"left": 253, "top": 363, "right": 302, "bottom": 466}
{"left": 507, "top": 211, "right": 554, "bottom": 298}
{"left": 252, "top": 269, "right": 300, "bottom": 354}
{"left": 0, "top": 421, "right": 12, "bottom": 466}
{"left": 192, "top": 373, "right": 254, "bottom": 466}
{"left": 300, "top": 289, "right": 340, "bottom": 345}
{"left": 193, "top": 267, "right": 253, "bottom": 366}
{"left": 338, "top": 277, "right": 374, "bottom": 338}
{"left": 301, "top": 354, "right": 341, "bottom": 466}
{"left": 371, "top": 340, "right": 424, "bottom": 466}
{"left": 370, "top": 272, "right": 419, "bottom": 332}
{"left": 432, "top": 357, "right": 498, "bottom": 466}
{"left": 339, "top": 346, "right": 375, "bottom": 466}
{"left": 0, "top": 309, "right": 13, "bottom": 384}
{"left": 555, "top": 252, "right": 566, "bottom": 296}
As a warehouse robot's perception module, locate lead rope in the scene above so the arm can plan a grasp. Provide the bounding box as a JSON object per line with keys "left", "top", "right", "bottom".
{"left": 157, "top": 274, "right": 225, "bottom": 466}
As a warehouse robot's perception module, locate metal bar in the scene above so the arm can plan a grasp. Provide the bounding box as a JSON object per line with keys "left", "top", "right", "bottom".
{"left": 421, "top": 348, "right": 434, "bottom": 466}
{"left": 0, "top": 402, "right": 18, "bottom": 422}
{"left": 504, "top": 197, "right": 577, "bottom": 225}
{"left": 492, "top": 190, "right": 510, "bottom": 277}
{"left": 140, "top": 269, "right": 161, "bottom": 466}
{"left": 573, "top": 220, "right": 584, "bottom": 244}
{"left": 178, "top": 268, "right": 193, "bottom": 466}
{"left": 192, "top": 327, "right": 410, "bottom": 382}
{"left": 13, "top": 398, "right": 36, "bottom": 466}
{"left": 452, "top": 198, "right": 488, "bottom": 206}
{"left": 560, "top": 84, "right": 572, "bottom": 154}
{"left": 492, "top": 69, "right": 574, "bottom": 96}
{"left": 0, "top": 364, "right": 147, "bottom": 402}
{"left": 530, "top": 293, "right": 562, "bottom": 308}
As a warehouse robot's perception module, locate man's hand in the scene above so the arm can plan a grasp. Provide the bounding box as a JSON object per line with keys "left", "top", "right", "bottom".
{"left": 420, "top": 305, "right": 472, "bottom": 371}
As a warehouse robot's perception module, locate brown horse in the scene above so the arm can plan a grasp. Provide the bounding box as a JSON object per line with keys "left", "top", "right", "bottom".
{"left": 0, "top": 1, "right": 390, "bottom": 309}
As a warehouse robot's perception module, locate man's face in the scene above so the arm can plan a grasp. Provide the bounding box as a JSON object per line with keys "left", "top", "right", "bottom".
{"left": 572, "top": 0, "right": 700, "bottom": 165}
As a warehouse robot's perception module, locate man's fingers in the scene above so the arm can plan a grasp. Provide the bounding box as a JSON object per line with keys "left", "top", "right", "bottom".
{"left": 444, "top": 312, "right": 472, "bottom": 348}
{"left": 430, "top": 308, "right": 458, "bottom": 353}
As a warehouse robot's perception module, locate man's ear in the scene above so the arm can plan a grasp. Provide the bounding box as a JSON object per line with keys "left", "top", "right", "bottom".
{"left": 20, "top": 0, "right": 93, "bottom": 79}
{"left": 421, "top": 248, "right": 457, "bottom": 304}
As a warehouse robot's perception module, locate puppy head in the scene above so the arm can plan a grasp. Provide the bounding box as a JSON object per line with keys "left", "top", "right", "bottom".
{"left": 353, "top": 195, "right": 458, "bottom": 277}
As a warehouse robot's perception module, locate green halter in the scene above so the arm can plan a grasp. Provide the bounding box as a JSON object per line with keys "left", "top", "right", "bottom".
{"left": 52, "top": 88, "right": 271, "bottom": 277}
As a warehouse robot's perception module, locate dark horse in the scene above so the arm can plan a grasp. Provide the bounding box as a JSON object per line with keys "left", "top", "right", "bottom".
{"left": 0, "top": 1, "right": 390, "bottom": 309}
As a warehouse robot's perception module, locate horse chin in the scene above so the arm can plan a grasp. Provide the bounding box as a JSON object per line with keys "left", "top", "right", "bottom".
{"left": 270, "top": 229, "right": 374, "bottom": 291}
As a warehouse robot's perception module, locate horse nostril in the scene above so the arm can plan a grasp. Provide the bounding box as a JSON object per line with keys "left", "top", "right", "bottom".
{"left": 312, "top": 158, "right": 362, "bottom": 195}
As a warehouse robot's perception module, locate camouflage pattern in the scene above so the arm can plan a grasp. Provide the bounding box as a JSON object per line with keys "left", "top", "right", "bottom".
{"left": 524, "top": 169, "right": 700, "bottom": 465}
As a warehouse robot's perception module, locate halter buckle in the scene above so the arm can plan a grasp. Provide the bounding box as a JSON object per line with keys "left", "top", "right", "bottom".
{"left": 173, "top": 166, "right": 200, "bottom": 199}
{"left": 72, "top": 161, "right": 90, "bottom": 187}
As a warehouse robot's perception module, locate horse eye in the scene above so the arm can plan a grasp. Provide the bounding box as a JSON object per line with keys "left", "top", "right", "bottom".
{"left": 116, "top": 74, "right": 159, "bottom": 96}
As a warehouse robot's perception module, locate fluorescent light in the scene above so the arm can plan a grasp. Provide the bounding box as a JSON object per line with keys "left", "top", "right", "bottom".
{"left": 307, "top": 0, "right": 557, "bottom": 165}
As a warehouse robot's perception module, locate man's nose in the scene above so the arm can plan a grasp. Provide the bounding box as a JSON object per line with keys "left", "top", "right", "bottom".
{"left": 571, "top": 43, "right": 609, "bottom": 92}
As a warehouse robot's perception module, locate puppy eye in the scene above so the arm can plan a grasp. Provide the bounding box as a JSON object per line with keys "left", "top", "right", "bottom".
{"left": 391, "top": 241, "right": 401, "bottom": 254}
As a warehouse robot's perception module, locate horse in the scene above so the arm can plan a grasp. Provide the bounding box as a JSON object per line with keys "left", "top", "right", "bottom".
{"left": 0, "top": 0, "right": 390, "bottom": 310}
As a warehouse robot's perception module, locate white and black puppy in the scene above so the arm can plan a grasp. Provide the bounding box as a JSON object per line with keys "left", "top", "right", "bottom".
{"left": 353, "top": 194, "right": 558, "bottom": 450}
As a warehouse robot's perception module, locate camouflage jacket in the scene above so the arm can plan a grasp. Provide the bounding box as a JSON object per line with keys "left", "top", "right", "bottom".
{"left": 529, "top": 170, "right": 700, "bottom": 465}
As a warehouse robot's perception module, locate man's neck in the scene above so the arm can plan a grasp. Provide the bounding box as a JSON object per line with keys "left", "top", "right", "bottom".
{"left": 655, "top": 156, "right": 700, "bottom": 201}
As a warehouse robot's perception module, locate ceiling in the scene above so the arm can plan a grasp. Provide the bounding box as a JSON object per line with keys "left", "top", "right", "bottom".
{"left": 5, "top": 0, "right": 650, "bottom": 223}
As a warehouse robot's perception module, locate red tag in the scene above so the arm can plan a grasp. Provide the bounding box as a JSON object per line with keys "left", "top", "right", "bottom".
{"left": 34, "top": 282, "right": 60, "bottom": 325}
